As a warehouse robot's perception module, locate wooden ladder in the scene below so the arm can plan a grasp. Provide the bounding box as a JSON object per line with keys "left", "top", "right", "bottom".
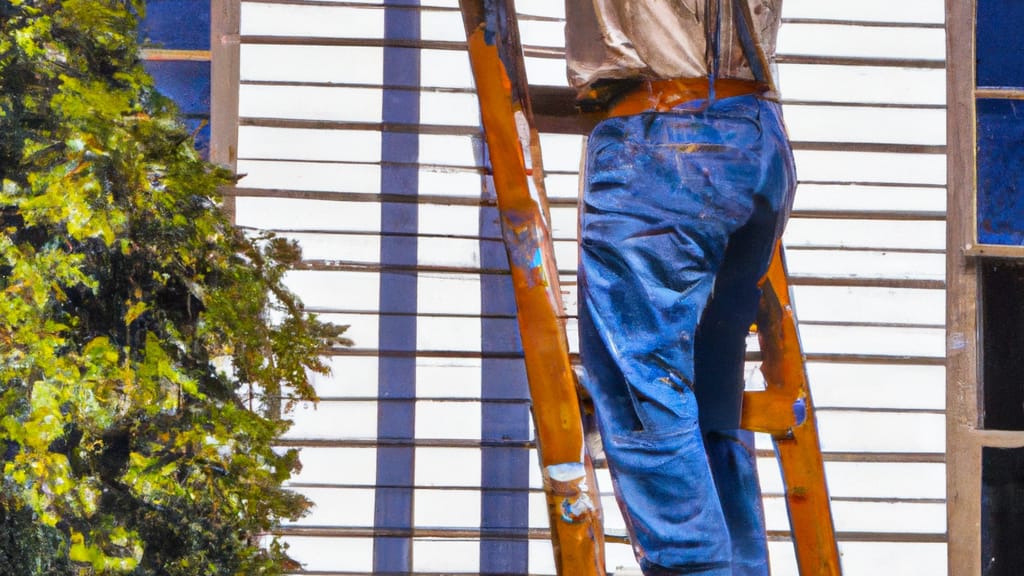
{"left": 458, "top": 2, "right": 842, "bottom": 574}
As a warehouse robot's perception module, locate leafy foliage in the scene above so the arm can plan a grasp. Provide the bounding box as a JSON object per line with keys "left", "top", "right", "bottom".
{"left": 0, "top": 1, "right": 349, "bottom": 573}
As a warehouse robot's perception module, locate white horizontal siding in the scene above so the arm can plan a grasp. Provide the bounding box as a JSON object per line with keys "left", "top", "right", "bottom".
{"left": 778, "top": 64, "right": 945, "bottom": 106}
{"left": 783, "top": 0, "right": 945, "bottom": 24}
{"left": 777, "top": 23, "right": 944, "bottom": 61}
{"left": 241, "top": 3, "right": 387, "bottom": 38}
{"left": 231, "top": 1, "right": 949, "bottom": 574}
{"left": 784, "top": 104, "right": 945, "bottom": 146}
{"left": 241, "top": 44, "right": 386, "bottom": 84}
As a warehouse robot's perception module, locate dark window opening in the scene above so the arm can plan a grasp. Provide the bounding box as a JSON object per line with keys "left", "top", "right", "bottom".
{"left": 982, "top": 447, "right": 1024, "bottom": 576}
{"left": 981, "top": 261, "right": 1024, "bottom": 430}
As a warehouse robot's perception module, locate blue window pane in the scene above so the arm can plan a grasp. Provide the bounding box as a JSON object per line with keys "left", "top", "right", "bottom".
{"left": 139, "top": 0, "right": 210, "bottom": 50}
{"left": 977, "top": 0, "right": 1024, "bottom": 88}
{"left": 143, "top": 60, "right": 210, "bottom": 157}
{"left": 977, "top": 98, "right": 1024, "bottom": 245}
{"left": 143, "top": 60, "right": 211, "bottom": 116}
{"left": 183, "top": 118, "right": 211, "bottom": 159}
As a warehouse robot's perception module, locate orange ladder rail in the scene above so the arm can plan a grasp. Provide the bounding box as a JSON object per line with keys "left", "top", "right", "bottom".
{"left": 744, "top": 242, "right": 843, "bottom": 575}
{"left": 459, "top": 2, "right": 607, "bottom": 575}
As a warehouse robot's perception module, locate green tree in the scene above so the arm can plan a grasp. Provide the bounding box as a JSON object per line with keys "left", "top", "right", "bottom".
{"left": 0, "top": 1, "right": 348, "bottom": 573}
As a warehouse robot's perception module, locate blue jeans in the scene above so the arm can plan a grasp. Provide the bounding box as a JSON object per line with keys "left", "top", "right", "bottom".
{"left": 578, "top": 95, "right": 795, "bottom": 575}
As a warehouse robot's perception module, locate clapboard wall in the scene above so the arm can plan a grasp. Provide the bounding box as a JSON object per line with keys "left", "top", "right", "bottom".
{"left": 226, "top": 0, "right": 949, "bottom": 573}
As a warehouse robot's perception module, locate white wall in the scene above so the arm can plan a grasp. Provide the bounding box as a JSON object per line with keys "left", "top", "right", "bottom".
{"left": 233, "top": 1, "right": 948, "bottom": 573}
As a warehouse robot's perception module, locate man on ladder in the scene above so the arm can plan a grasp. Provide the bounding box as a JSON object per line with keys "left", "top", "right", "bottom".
{"left": 568, "top": 2, "right": 794, "bottom": 574}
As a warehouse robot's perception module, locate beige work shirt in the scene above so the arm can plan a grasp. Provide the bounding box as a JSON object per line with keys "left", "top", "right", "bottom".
{"left": 565, "top": 0, "right": 783, "bottom": 97}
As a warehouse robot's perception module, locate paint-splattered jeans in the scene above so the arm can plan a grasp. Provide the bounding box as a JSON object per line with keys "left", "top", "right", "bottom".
{"left": 578, "top": 94, "right": 795, "bottom": 575}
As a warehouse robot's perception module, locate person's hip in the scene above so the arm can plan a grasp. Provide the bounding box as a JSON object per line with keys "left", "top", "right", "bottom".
{"left": 607, "top": 77, "right": 770, "bottom": 118}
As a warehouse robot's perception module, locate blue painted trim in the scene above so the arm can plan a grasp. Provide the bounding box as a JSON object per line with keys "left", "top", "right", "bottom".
{"left": 373, "top": 2, "right": 420, "bottom": 573}
{"left": 479, "top": 192, "right": 530, "bottom": 570}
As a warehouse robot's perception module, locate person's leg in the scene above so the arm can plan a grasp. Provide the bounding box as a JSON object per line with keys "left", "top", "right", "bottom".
{"left": 578, "top": 114, "right": 732, "bottom": 575}
{"left": 702, "top": 428, "right": 766, "bottom": 575}
{"left": 693, "top": 203, "right": 776, "bottom": 576}
{"left": 579, "top": 96, "right": 781, "bottom": 574}
{"left": 693, "top": 97, "right": 796, "bottom": 575}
